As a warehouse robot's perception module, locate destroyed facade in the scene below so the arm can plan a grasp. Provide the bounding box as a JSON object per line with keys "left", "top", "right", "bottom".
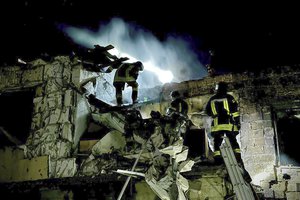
{"left": 0, "top": 56, "right": 300, "bottom": 199}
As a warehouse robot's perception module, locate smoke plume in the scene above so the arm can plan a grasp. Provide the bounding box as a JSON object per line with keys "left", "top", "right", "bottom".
{"left": 60, "top": 18, "right": 207, "bottom": 89}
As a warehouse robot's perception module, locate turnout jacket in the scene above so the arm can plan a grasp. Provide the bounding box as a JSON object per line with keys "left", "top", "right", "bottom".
{"left": 205, "top": 93, "right": 240, "bottom": 132}
{"left": 114, "top": 63, "right": 139, "bottom": 83}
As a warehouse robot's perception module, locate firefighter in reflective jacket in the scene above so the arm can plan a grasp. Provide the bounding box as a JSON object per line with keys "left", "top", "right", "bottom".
{"left": 205, "top": 82, "right": 241, "bottom": 164}
{"left": 113, "top": 61, "right": 144, "bottom": 105}
{"left": 170, "top": 90, "right": 189, "bottom": 117}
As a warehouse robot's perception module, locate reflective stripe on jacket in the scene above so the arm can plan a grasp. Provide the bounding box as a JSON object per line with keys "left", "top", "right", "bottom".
{"left": 171, "top": 98, "right": 188, "bottom": 116}
{"left": 206, "top": 94, "right": 240, "bottom": 132}
{"left": 114, "top": 63, "right": 137, "bottom": 82}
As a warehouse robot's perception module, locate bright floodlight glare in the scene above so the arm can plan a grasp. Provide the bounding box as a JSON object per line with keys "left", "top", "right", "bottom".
{"left": 109, "top": 48, "right": 174, "bottom": 83}
{"left": 157, "top": 69, "right": 173, "bottom": 83}
{"left": 143, "top": 61, "right": 173, "bottom": 83}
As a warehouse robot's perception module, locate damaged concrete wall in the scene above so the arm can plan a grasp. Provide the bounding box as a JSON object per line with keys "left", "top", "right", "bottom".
{"left": 71, "top": 66, "right": 99, "bottom": 148}
{"left": 0, "top": 56, "right": 94, "bottom": 180}
{"left": 0, "top": 147, "right": 49, "bottom": 182}
{"left": 1, "top": 54, "right": 300, "bottom": 199}
{"left": 274, "top": 166, "right": 300, "bottom": 199}
{"left": 134, "top": 166, "right": 233, "bottom": 200}
{"left": 61, "top": 63, "right": 300, "bottom": 199}
{"left": 159, "top": 65, "right": 300, "bottom": 198}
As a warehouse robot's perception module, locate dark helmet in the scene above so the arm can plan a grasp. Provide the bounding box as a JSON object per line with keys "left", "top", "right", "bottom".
{"left": 134, "top": 61, "right": 144, "bottom": 71}
{"left": 215, "top": 81, "right": 228, "bottom": 94}
{"left": 170, "top": 90, "right": 180, "bottom": 98}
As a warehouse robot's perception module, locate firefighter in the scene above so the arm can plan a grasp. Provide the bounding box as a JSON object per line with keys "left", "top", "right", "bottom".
{"left": 205, "top": 49, "right": 216, "bottom": 77}
{"left": 113, "top": 61, "right": 144, "bottom": 105}
{"left": 205, "top": 81, "right": 241, "bottom": 164}
{"left": 170, "top": 90, "right": 189, "bottom": 117}
{"left": 206, "top": 64, "right": 216, "bottom": 77}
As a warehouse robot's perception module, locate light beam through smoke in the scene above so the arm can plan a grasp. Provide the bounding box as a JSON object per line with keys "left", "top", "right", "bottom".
{"left": 59, "top": 18, "right": 207, "bottom": 89}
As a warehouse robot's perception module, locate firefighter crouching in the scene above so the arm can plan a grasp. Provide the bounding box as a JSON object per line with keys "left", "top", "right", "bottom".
{"left": 113, "top": 61, "right": 144, "bottom": 106}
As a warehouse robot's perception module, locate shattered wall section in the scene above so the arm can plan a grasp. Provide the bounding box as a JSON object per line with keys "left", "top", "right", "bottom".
{"left": 274, "top": 166, "right": 300, "bottom": 199}
{"left": 0, "top": 57, "right": 83, "bottom": 180}
{"left": 94, "top": 72, "right": 115, "bottom": 103}
{"left": 159, "top": 66, "right": 300, "bottom": 199}
{"left": 2, "top": 55, "right": 300, "bottom": 198}
{"left": 24, "top": 57, "right": 77, "bottom": 178}
{"left": 71, "top": 67, "right": 116, "bottom": 147}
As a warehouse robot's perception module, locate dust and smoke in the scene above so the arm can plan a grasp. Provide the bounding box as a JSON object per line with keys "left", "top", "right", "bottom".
{"left": 60, "top": 17, "right": 207, "bottom": 89}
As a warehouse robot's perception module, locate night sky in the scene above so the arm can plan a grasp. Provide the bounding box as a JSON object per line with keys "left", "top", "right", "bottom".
{"left": 1, "top": 1, "right": 300, "bottom": 74}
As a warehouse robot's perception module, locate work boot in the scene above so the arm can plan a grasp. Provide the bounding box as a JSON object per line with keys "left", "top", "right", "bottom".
{"left": 132, "top": 98, "right": 139, "bottom": 104}
{"left": 132, "top": 91, "right": 138, "bottom": 104}
{"left": 116, "top": 98, "right": 122, "bottom": 106}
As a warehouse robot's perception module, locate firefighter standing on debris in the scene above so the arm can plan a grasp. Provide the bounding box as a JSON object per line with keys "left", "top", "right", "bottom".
{"left": 205, "top": 81, "right": 241, "bottom": 164}
{"left": 170, "top": 91, "right": 189, "bottom": 117}
{"left": 113, "top": 61, "right": 144, "bottom": 105}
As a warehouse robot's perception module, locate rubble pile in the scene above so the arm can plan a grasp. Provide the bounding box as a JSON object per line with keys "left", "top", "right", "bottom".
{"left": 2, "top": 55, "right": 300, "bottom": 199}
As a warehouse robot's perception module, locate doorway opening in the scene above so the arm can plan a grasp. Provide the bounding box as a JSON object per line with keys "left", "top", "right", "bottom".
{"left": 0, "top": 90, "right": 35, "bottom": 147}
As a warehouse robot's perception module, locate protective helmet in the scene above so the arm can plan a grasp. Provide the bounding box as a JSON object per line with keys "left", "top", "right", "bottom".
{"left": 170, "top": 90, "right": 180, "bottom": 98}
{"left": 215, "top": 81, "right": 228, "bottom": 94}
{"left": 135, "top": 61, "right": 144, "bottom": 71}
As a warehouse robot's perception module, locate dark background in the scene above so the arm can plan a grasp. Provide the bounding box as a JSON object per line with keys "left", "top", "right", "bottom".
{"left": 1, "top": 1, "right": 300, "bottom": 73}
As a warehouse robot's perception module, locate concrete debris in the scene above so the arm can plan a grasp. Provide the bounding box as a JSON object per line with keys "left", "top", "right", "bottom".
{"left": 145, "top": 137, "right": 193, "bottom": 200}
{"left": 25, "top": 139, "right": 72, "bottom": 159}
{"left": 91, "top": 130, "right": 126, "bottom": 155}
{"left": 77, "top": 106, "right": 195, "bottom": 199}
{"left": 3, "top": 56, "right": 300, "bottom": 199}
{"left": 50, "top": 158, "right": 77, "bottom": 178}
{"left": 92, "top": 112, "right": 125, "bottom": 133}
{"left": 77, "top": 154, "right": 117, "bottom": 177}
{"left": 178, "top": 160, "right": 195, "bottom": 173}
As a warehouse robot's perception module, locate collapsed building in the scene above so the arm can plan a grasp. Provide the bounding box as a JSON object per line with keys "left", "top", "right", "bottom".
{"left": 0, "top": 55, "right": 300, "bottom": 200}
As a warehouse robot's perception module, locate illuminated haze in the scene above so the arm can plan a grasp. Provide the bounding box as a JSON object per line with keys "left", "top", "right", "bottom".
{"left": 61, "top": 17, "right": 207, "bottom": 88}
